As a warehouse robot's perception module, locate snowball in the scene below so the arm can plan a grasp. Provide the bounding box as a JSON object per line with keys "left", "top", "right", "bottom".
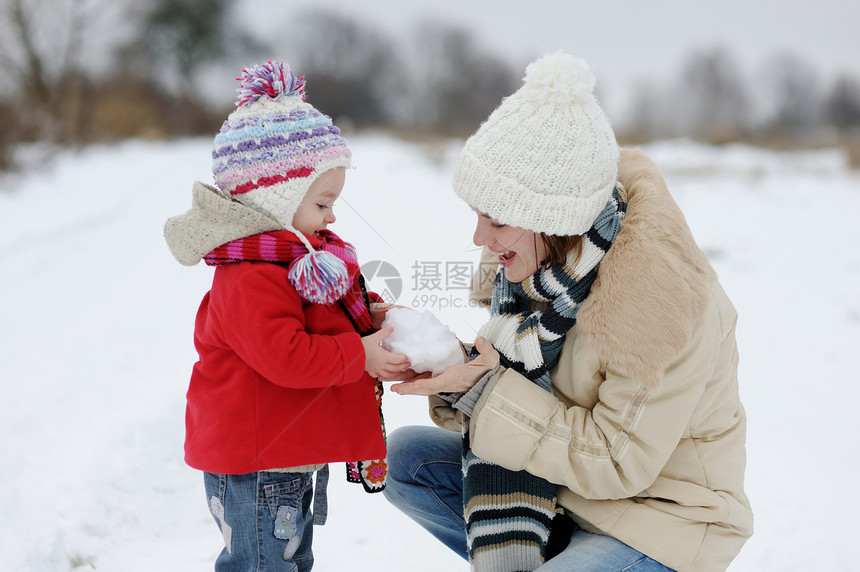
{"left": 381, "top": 307, "right": 463, "bottom": 376}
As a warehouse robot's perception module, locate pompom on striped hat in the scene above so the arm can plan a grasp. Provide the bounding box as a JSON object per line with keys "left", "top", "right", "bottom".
{"left": 212, "top": 60, "right": 352, "bottom": 252}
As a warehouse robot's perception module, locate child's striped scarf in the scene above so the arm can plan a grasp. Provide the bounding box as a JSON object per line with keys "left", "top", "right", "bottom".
{"left": 204, "top": 229, "right": 372, "bottom": 332}
{"left": 464, "top": 187, "right": 626, "bottom": 571}
{"left": 204, "top": 229, "right": 387, "bottom": 493}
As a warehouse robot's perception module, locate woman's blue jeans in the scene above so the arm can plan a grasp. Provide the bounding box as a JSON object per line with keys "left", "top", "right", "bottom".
{"left": 204, "top": 470, "right": 316, "bottom": 572}
{"left": 383, "top": 425, "right": 675, "bottom": 571}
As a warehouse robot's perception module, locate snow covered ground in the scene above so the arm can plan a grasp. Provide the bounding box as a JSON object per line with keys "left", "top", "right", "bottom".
{"left": 1, "top": 134, "right": 858, "bottom": 571}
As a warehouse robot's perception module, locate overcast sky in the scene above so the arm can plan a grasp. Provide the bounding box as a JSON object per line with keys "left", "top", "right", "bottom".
{"left": 239, "top": 0, "right": 860, "bottom": 119}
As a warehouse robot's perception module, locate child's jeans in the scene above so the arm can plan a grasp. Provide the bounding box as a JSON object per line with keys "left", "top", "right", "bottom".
{"left": 204, "top": 469, "right": 320, "bottom": 572}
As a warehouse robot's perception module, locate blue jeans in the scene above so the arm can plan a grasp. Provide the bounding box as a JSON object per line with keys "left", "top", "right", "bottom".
{"left": 383, "top": 425, "right": 675, "bottom": 571}
{"left": 204, "top": 471, "right": 316, "bottom": 572}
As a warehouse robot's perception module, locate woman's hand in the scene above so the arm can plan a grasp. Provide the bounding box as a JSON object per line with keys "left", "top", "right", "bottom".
{"left": 379, "top": 339, "right": 470, "bottom": 383}
{"left": 377, "top": 368, "right": 429, "bottom": 383}
{"left": 390, "top": 336, "right": 499, "bottom": 395}
{"left": 362, "top": 327, "right": 410, "bottom": 379}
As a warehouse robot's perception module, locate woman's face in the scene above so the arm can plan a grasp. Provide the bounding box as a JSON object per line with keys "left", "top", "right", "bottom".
{"left": 472, "top": 210, "right": 546, "bottom": 283}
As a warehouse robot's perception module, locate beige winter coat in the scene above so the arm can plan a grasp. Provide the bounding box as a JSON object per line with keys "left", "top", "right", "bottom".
{"left": 430, "top": 149, "right": 753, "bottom": 571}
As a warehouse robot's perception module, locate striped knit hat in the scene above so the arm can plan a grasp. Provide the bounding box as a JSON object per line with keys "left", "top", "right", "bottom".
{"left": 454, "top": 52, "right": 619, "bottom": 236}
{"left": 212, "top": 60, "right": 352, "bottom": 253}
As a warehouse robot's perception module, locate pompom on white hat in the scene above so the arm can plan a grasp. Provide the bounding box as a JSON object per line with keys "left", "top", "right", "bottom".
{"left": 453, "top": 52, "right": 620, "bottom": 236}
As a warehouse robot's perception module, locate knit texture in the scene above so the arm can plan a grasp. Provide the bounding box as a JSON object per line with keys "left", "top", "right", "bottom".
{"left": 212, "top": 61, "right": 351, "bottom": 253}
{"left": 463, "top": 188, "right": 626, "bottom": 571}
{"left": 453, "top": 52, "right": 619, "bottom": 236}
{"left": 464, "top": 459, "right": 557, "bottom": 571}
{"left": 164, "top": 182, "right": 283, "bottom": 267}
{"left": 204, "top": 229, "right": 387, "bottom": 493}
{"left": 205, "top": 229, "right": 372, "bottom": 333}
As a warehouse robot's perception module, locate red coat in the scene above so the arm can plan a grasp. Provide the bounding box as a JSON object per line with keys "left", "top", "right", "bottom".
{"left": 184, "top": 261, "right": 386, "bottom": 474}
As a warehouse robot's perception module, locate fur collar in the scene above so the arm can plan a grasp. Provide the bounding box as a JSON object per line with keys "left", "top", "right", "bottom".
{"left": 575, "top": 148, "right": 715, "bottom": 388}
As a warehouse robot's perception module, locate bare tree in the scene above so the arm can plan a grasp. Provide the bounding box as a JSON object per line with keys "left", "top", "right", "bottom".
{"left": 0, "top": 0, "right": 130, "bottom": 143}
{"left": 277, "top": 13, "right": 517, "bottom": 132}
{"left": 136, "top": 0, "right": 233, "bottom": 91}
{"left": 276, "top": 8, "right": 407, "bottom": 127}
{"left": 673, "top": 47, "right": 750, "bottom": 141}
{"left": 824, "top": 75, "right": 860, "bottom": 129}
{"left": 624, "top": 80, "right": 668, "bottom": 141}
{"left": 406, "top": 21, "right": 518, "bottom": 133}
{"left": 762, "top": 53, "right": 820, "bottom": 134}
{"left": 0, "top": 0, "right": 84, "bottom": 141}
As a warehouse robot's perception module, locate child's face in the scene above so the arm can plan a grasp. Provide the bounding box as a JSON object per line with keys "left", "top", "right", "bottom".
{"left": 292, "top": 168, "right": 345, "bottom": 238}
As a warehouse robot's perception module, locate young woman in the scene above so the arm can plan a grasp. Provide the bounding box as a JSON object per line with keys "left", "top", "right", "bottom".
{"left": 382, "top": 52, "right": 753, "bottom": 572}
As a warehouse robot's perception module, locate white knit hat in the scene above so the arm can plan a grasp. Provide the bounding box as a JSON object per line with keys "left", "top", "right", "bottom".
{"left": 453, "top": 52, "right": 619, "bottom": 236}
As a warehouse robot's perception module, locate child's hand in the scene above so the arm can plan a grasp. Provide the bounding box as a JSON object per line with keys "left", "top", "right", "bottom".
{"left": 369, "top": 302, "right": 406, "bottom": 331}
{"left": 362, "top": 327, "right": 411, "bottom": 379}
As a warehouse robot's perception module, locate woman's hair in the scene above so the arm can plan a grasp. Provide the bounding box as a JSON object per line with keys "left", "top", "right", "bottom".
{"left": 539, "top": 234, "right": 583, "bottom": 269}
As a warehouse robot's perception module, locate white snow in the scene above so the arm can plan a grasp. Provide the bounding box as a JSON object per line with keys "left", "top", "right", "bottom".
{"left": 1, "top": 133, "right": 858, "bottom": 571}
{"left": 381, "top": 307, "right": 464, "bottom": 376}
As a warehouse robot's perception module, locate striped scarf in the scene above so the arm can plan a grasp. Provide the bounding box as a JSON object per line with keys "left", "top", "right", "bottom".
{"left": 464, "top": 188, "right": 626, "bottom": 571}
{"left": 205, "top": 229, "right": 372, "bottom": 332}
{"left": 204, "top": 229, "right": 387, "bottom": 493}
